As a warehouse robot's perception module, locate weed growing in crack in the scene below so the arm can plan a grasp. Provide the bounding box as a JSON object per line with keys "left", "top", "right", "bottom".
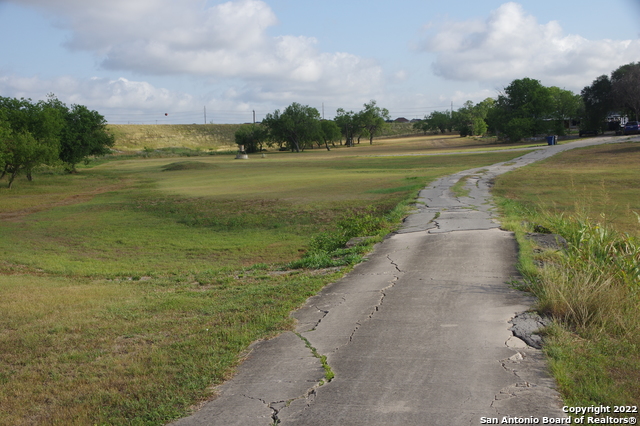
{"left": 296, "top": 333, "right": 334, "bottom": 383}
{"left": 451, "top": 175, "right": 472, "bottom": 198}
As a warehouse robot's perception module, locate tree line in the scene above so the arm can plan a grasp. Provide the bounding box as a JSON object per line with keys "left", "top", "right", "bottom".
{"left": 238, "top": 60, "right": 638, "bottom": 153}
{"left": 0, "top": 95, "right": 114, "bottom": 188}
{"left": 235, "top": 100, "right": 390, "bottom": 153}
{"left": 413, "top": 62, "right": 640, "bottom": 142}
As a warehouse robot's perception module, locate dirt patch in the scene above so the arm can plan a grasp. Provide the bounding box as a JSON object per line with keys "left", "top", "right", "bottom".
{"left": 525, "top": 232, "right": 568, "bottom": 250}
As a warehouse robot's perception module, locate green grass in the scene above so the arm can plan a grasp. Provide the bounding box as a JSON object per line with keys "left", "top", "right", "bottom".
{"left": 0, "top": 138, "right": 531, "bottom": 425}
{"left": 107, "top": 124, "right": 244, "bottom": 152}
{"left": 493, "top": 140, "right": 640, "bottom": 412}
{"left": 450, "top": 175, "right": 472, "bottom": 198}
{"left": 493, "top": 141, "right": 640, "bottom": 236}
{"left": 0, "top": 271, "right": 341, "bottom": 425}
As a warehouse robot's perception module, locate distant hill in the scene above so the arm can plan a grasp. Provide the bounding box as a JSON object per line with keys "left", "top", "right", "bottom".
{"left": 107, "top": 124, "right": 243, "bottom": 151}
{"left": 108, "top": 122, "right": 421, "bottom": 151}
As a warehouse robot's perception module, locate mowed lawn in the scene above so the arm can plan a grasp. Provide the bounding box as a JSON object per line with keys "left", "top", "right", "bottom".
{"left": 0, "top": 138, "right": 531, "bottom": 425}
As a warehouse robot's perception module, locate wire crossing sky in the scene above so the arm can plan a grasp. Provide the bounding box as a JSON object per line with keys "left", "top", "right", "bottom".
{"left": 1, "top": 0, "right": 639, "bottom": 124}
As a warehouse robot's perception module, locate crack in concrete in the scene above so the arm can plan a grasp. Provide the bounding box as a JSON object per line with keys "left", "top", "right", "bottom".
{"left": 490, "top": 352, "right": 539, "bottom": 416}
{"left": 309, "top": 305, "right": 329, "bottom": 331}
{"left": 500, "top": 352, "right": 525, "bottom": 379}
{"left": 386, "top": 254, "right": 403, "bottom": 273}
{"left": 334, "top": 257, "right": 403, "bottom": 354}
{"left": 344, "top": 276, "right": 399, "bottom": 346}
{"left": 254, "top": 331, "right": 330, "bottom": 424}
{"left": 270, "top": 387, "right": 319, "bottom": 425}
{"left": 239, "top": 394, "right": 280, "bottom": 424}
{"left": 490, "top": 381, "right": 537, "bottom": 416}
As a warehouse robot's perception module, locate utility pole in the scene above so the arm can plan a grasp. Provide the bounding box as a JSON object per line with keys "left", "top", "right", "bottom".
{"left": 204, "top": 106, "right": 207, "bottom": 124}
{"left": 253, "top": 110, "right": 256, "bottom": 124}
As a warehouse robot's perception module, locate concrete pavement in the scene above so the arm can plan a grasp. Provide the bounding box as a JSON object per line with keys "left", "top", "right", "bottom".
{"left": 170, "top": 136, "right": 634, "bottom": 426}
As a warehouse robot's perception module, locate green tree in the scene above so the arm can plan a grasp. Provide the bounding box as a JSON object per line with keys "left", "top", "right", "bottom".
{"left": 58, "top": 102, "right": 115, "bottom": 172}
{"left": 0, "top": 109, "right": 10, "bottom": 173}
{"left": 547, "top": 87, "right": 582, "bottom": 136}
{"left": 412, "top": 118, "right": 429, "bottom": 135}
{"left": 262, "top": 103, "right": 321, "bottom": 152}
{"left": 358, "top": 100, "right": 390, "bottom": 144}
{"left": 319, "top": 120, "right": 341, "bottom": 151}
{"left": 334, "top": 108, "right": 358, "bottom": 147}
{"left": 0, "top": 96, "right": 63, "bottom": 188}
{"left": 611, "top": 62, "right": 640, "bottom": 120}
{"left": 580, "top": 75, "right": 612, "bottom": 134}
{"left": 3, "top": 131, "right": 61, "bottom": 188}
{"left": 452, "top": 100, "right": 493, "bottom": 137}
{"left": 234, "top": 124, "right": 268, "bottom": 153}
{"left": 417, "top": 110, "right": 452, "bottom": 134}
{"left": 489, "top": 78, "right": 553, "bottom": 141}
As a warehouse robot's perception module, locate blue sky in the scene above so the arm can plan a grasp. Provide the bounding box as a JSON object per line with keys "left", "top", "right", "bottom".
{"left": 1, "top": 0, "right": 639, "bottom": 124}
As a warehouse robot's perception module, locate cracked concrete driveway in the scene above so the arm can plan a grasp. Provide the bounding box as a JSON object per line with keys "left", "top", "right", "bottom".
{"left": 170, "top": 136, "right": 632, "bottom": 426}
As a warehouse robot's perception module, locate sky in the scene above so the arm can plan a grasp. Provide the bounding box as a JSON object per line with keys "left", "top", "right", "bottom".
{"left": 1, "top": 0, "right": 639, "bottom": 124}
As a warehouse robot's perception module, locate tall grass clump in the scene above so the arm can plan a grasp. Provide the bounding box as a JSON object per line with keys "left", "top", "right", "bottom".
{"left": 535, "top": 213, "right": 640, "bottom": 339}
{"left": 496, "top": 198, "right": 640, "bottom": 407}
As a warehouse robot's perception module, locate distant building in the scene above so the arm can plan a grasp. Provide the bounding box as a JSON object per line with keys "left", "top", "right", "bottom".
{"left": 394, "top": 117, "right": 409, "bottom": 123}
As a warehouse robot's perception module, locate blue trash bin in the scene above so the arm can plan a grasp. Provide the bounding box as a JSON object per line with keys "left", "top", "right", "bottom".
{"left": 546, "top": 136, "right": 554, "bottom": 145}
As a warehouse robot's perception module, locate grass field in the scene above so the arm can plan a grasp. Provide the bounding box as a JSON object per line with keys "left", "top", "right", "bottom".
{"left": 107, "top": 124, "right": 243, "bottom": 152}
{"left": 493, "top": 139, "right": 640, "bottom": 411}
{"left": 494, "top": 141, "right": 640, "bottom": 236}
{"left": 0, "top": 135, "right": 531, "bottom": 425}
{"left": 106, "top": 122, "right": 425, "bottom": 152}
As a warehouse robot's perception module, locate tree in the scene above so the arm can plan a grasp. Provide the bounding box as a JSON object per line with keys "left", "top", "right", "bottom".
{"left": 489, "top": 78, "right": 553, "bottom": 141}
{"left": 611, "top": 62, "right": 640, "bottom": 121}
{"left": 581, "top": 75, "right": 612, "bottom": 134}
{"left": 452, "top": 100, "right": 493, "bottom": 137}
{"left": 319, "top": 120, "right": 341, "bottom": 151}
{"left": 58, "top": 102, "right": 115, "bottom": 172}
{"left": 412, "top": 118, "right": 429, "bottom": 135}
{"left": 3, "top": 132, "right": 60, "bottom": 189}
{"left": 0, "top": 110, "right": 10, "bottom": 173}
{"left": 548, "top": 87, "right": 582, "bottom": 136}
{"left": 358, "top": 100, "right": 390, "bottom": 144}
{"left": 334, "top": 108, "right": 358, "bottom": 147}
{"left": 234, "top": 124, "right": 268, "bottom": 153}
{"left": 415, "top": 110, "right": 452, "bottom": 134}
{"left": 0, "top": 96, "right": 64, "bottom": 188}
{"left": 262, "top": 103, "right": 321, "bottom": 152}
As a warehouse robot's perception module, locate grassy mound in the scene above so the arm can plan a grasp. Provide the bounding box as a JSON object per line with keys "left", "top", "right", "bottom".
{"left": 161, "top": 161, "right": 218, "bottom": 172}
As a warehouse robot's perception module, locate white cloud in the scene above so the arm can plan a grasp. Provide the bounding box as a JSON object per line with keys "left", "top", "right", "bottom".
{"left": 0, "top": 74, "right": 196, "bottom": 117}
{"left": 393, "top": 70, "right": 408, "bottom": 81}
{"left": 9, "top": 0, "right": 383, "bottom": 99}
{"left": 421, "top": 2, "right": 640, "bottom": 91}
{"left": 0, "top": 72, "right": 377, "bottom": 124}
{"left": 446, "top": 89, "right": 495, "bottom": 106}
